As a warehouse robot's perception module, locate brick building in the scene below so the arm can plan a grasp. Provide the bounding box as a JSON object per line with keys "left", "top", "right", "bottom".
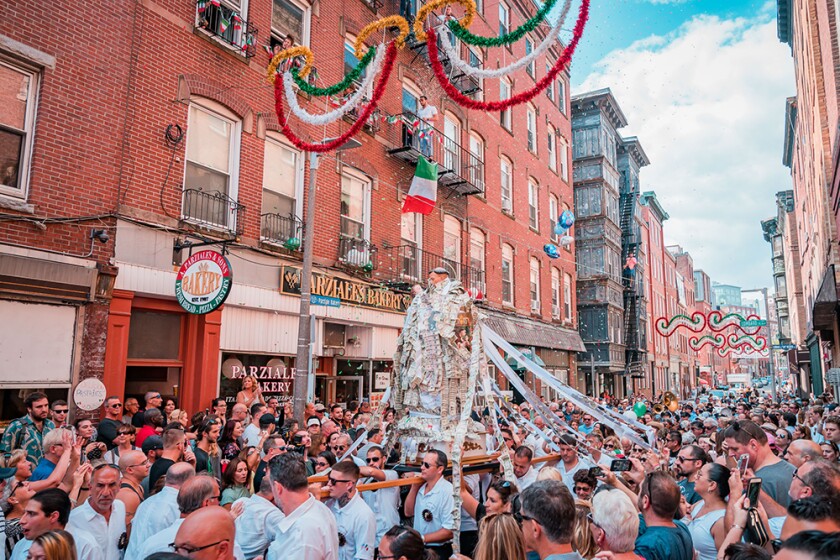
{"left": 0, "top": 0, "right": 582, "bottom": 417}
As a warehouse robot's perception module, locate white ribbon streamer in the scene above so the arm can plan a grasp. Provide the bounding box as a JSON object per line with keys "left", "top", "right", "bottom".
{"left": 283, "top": 46, "right": 386, "bottom": 125}
{"left": 436, "top": 0, "right": 572, "bottom": 80}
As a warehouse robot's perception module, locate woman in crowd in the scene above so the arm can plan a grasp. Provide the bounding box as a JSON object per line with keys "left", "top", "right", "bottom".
{"left": 72, "top": 419, "right": 94, "bottom": 450}
{"left": 163, "top": 399, "right": 177, "bottom": 419}
{"left": 460, "top": 479, "right": 519, "bottom": 525}
{"left": 3, "top": 480, "right": 35, "bottom": 557}
{"left": 314, "top": 451, "right": 336, "bottom": 474}
{"left": 820, "top": 441, "right": 839, "bottom": 462}
{"left": 602, "top": 436, "right": 622, "bottom": 457}
{"left": 773, "top": 429, "right": 792, "bottom": 455}
{"left": 378, "top": 526, "right": 434, "bottom": 560}
{"left": 219, "top": 419, "right": 244, "bottom": 464}
{"left": 28, "top": 530, "right": 77, "bottom": 560}
{"left": 792, "top": 424, "right": 813, "bottom": 441}
{"left": 103, "top": 423, "right": 136, "bottom": 465}
{"left": 220, "top": 456, "right": 252, "bottom": 509}
{"left": 470, "top": 513, "right": 526, "bottom": 560}
{"left": 236, "top": 376, "right": 264, "bottom": 409}
{"left": 686, "top": 463, "right": 729, "bottom": 560}
{"left": 308, "top": 434, "right": 326, "bottom": 459}
{"left": 573, "top": 500, "right": 598, "bottom": 559}
{"left": 590, "top": 488, "right": 642, "bottom": 560}
{"left": 169, "top": 409, "right": 188, "bottom": 428}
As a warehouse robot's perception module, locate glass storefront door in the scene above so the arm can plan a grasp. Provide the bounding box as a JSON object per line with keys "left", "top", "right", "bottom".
{"left": 316, "top": 376, "right": 363, "bottom": 407}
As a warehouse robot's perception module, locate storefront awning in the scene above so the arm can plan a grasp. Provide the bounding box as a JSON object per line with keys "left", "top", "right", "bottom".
{"left": 811, "top": 264, "right": 838, "bottom": 331}
{"left": 481, "top": 308, "right": 586, "bottom": 352}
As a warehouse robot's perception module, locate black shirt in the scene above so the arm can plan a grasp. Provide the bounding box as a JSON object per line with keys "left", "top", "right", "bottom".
{"left": 98, "top": 418, "right": 121, "bottom": 450}
{"left": 149, "top": 458, "right": 175, "bottom": 490}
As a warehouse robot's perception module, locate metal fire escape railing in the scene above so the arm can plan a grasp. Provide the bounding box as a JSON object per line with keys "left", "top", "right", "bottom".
{"left": 376, "top": 245, "right": 486, "bottom": 296}
{"left": 195, "top": 0, "right": 258, "bottom": 58}
{"left": 620, "top": 173, "right": 645, "bottom": 374}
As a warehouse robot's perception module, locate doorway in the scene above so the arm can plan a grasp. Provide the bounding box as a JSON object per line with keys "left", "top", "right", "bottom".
{"left": 316, "top": 376, "right": 364, "bottom": 407}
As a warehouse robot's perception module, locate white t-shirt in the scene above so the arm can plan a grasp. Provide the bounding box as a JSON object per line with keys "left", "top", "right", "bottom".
{"left": 417, "top": 105, "right": 438, "bottom": 126}
{"left": 413, "top": 479, "right": 455, "bottom": 544}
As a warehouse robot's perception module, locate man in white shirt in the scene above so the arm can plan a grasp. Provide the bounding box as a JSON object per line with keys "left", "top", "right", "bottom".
{"left": 416, "top": 95, "right": 438, "bottom": 159}
{"left": 234, "top": 477, "right": 285, "bottom": 560}
{"left": 242, "top": 404, "right": 267, "bottom": 447}
{"left": 513, "top": 446, "right": 539, "bottom": 491}
{"left": 173, "top": 506, "right": 236, "bottom": 560}
{"left": 405, "top": 450, "right": 455, "bottom": 560}
{"left": 137, "top": 474, "right": 222, "bottom": 559}
{"left": 66, "top": 465, "right": 127, "bottom": 560}
{"left": 267, "top": 453, "right": 339, "bottom": 560}
{"left": 325, "top": 460, "right": 376, "bottom": 560}
{"left": 125, "top": 462, "right": 195, "bottom": 560}
{"left": 555, "top": 435, "right": 590, "bottom": 492}
{"left": 359, "top": 447, "right": 400, "bottom": 547}
{"left": 12, "top": 489, "right": 101, "bottom": 560}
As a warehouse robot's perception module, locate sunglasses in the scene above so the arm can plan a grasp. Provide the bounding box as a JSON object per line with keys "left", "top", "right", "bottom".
{"left": 53, "top": 409, "right": 69, "bottom": 414}
{"left": 421, "top": 461, "right": 437, "bottom": 469}
{"left": 109, "top": 403, "right": 123, "bottom": 408}
{"left": 366, "top": 457, "right": 381, "bottom": 463}
{"left": 316, "top": 461, "right": 329, "bottom": 468}
{"left": 586, "top": 512, "right": 601, "bottom": 528}
{"left": 574, "top": 485, "right": 591, "bottom": 493}
{"left": 327, "top": 476, "right": 352, "bottom": 485}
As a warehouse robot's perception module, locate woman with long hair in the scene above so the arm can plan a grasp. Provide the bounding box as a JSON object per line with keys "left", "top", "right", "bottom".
{"left": 820, "top": 441, "right": 839, "bottom": 462}
{"left": 236, "top": 375, "right": 265, "bottom": 409}
{"left": 163, "top": 399, "right": 177, "bottom": 419}
{"left": 3, "top": 436, "right": 71, "bottom": 494}
{"left": 220, "top": 456, "right": 252, "bottom": 509}
{"left": 219, "top": 419, "right": 244, "bottom": 464}
{"left": 3, "top": 480, "right": 35, "bottom": 557}
{"left": 792, "top": 424, "right": 813, "bottom": 441}
{"left": 28, "top": 530, "right": 76, "bottom": 560}
{"left": 72, "top": 419, "right": 94, "bottom": 450}
{"left": 308, "top": 434, "right": 326, "bottom": 458}
{"left": 573, "top": 500, "right": 598, "bottom": 559}
{"left": 686, "top": 462, "right": 730, "bottom": 560}
{"left": 461, "top": 479, "right": 519, "bottom": 525}
{"left": 472, "top": 513, "right": 527, "bottom": 560}
{"left": 379, "top": 526, "right": 435, "bottom": 560}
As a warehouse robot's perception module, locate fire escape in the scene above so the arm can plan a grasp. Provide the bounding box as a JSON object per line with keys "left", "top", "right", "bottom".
{"left": 620, "top": 174, "right": 646, "bottom": 376}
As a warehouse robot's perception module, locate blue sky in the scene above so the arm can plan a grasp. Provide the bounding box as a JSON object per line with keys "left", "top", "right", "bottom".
{"left": 567, "top": 0, "right": 794, "bottom": 291}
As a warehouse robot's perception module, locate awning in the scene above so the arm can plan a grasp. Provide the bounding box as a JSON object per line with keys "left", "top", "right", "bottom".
{"left": 481, "top": 308, "right": 586, "bottom": 352}
{"left": 812, "top": 264, "right": 838, "bottom": 331}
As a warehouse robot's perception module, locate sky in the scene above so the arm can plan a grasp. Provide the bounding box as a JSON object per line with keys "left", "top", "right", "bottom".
{"left": 566, "top": 0, "right": 794, "bottom": 291}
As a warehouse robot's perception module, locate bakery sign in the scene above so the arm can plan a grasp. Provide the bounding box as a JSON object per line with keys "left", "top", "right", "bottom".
{"left": 280, "top": 266, "right": 411, "bottom": 313}
{"left": 176, "top": 250, "right": 233, "bottom": 314}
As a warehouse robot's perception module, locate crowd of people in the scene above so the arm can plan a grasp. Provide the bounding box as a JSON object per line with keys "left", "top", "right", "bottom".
{"left": 1, "top": 380, "right": 839, "bottom": 560}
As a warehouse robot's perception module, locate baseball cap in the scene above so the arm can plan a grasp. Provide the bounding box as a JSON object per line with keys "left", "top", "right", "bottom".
{"left": 430, "top": 267, "right": 449, "bottom": 275}
{"left": 259, "top": 413, "right": 276, "bottom": 428}
{"left": 141, "top": 435, "right": 163, "bottom": 454}
{"left": 314, "top": 404, "right": 326, "bottom": 412}
{"left": 307, "top": 417, "right": 321, "bottom": 427}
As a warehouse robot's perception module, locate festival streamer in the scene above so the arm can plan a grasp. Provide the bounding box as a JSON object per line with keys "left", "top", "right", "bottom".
{"left": 425, "top": 0, "right": 590, "bottom": 112}
{"left": 707, "top": 310, "right": 762, "bottom": 334}
{"left": 355, "top": 15, "right": 410, "bottom": 58}
{"left": 267, "top": 45, "right": 314, "bottom": 81}
{"left": 449, "top": 0, "right": 560, "bottom": 47}
{"left": 726, "top": 333, "right": 768, "bottom": 352}
{"left": 291, "top": 46, "right": 377, "bottom": 96}
{"left": 273, "top": 41, "right": 398, "bottom": 153}
{"left": 414, "top": 0, "right": 476, "bottom": 43}
{"left": 688, "top": 333, "right": 726, "bottom": 351}
{"left": 654, "top": 311, "right": 707, "bottom": 337}
{"left": 283, "top": 46, "right": 387, "bottom": 125}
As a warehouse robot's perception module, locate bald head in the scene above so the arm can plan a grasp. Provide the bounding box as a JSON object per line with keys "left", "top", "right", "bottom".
{"left": 118, "top": 450, "right": 147, "bottom": 472}
{"left": 786, "top": 440, "right": 823, "bottom": 468}
{"left": 175, "top": 506, "right": 235, "bottom": 560}
{"left": 165, "top": 462, "right": 196, "bottom": 488}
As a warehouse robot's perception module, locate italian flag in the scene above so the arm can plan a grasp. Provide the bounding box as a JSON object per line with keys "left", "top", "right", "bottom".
{"left": 402, "top": 156, "right": 438, "bottom": 215}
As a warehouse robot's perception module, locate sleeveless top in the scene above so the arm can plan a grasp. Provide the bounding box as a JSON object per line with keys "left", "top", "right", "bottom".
{"left": 687, "top": 501, "right": 726, "bottom": 560}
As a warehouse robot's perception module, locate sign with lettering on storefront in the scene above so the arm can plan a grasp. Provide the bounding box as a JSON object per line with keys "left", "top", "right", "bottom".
{"left": 229, "top": 363, "right": 295, "bottom": 398}
{"left": 176, "top": 250, "right": 233, "bottom": 314}
{"left": 280, "top": 266, "right": 411, "bottom": 314}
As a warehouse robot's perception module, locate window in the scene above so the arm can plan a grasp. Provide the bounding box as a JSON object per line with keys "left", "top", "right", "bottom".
{"left": 475, "top": 0, "right": 483, "bottom": 14}
{"left": 530, "top": 258, "right": 541, "bottom": 312}
{"left": 443, "top": 215, "right": 462, "bottom": 277}
{"left": 402, "top": 81, "right": 420, "bottom": 114}
{"left": 502, "top": 244, "right": 514, "bottom": 305}
{"left": 500, "top": 79, "right": 512, "bottom": 130}
{"left": 183, "top": 100, "right": 241, "bottom": 229}
{"left": 557, "top": 79, "right": 566, "bottom": 114}
{"left": 526, "top": 105, "right": 537, "bottom": 153}
{"left": 547, "top": 131, "right": 557, "bottom": 172}
{"left": 469, "top": 133, "right": 484, "bottom": 191}
{"left": 468, "top": 48, "right": 483, "bottom": 101}
{"left": 261, "top": 136, "right": 301, "bottom": 242}
{"left": 401, "top": 212, "right": 422, "bottom": 278}
{"left": 525, "top": 37, "right": 535, "bottom": 78}
{"left": 344, "top": 39, "right": 367, "bottom": 86}
{"left": 0, "top": 60, "right": 38, "bottom": 199}
{"left": 551, "top": 268, "right": 560, "bottom": 319}
{"left": 559, "top": 136, "right": 569, "bottom": 181}
{"left": 470, "top": 229, "right": 486, "bottom": 293}
{"left": 575, "top": 185, "right": 602, "bottom": 218}
{"left": 546, "top": 63, "right": 554, "bottom": 100}
{"left": 443, "top": 113, "right": 461, "bottom": 173}
{"left": 561, "top": 203, "right": 572, "bottom": 251}
{"left": 500, "top": 157, "right": 513, "bottom": 212}
{"left": 528, "top": 180, "right": 539, "bottom": 230}
{"left": 271, "top": 0, "right": 310, "bottom": 46}
{"left": 340, "top": 171, "right": 369, "bottom": 240}
{"left": 549, "top": 195, "right": 559, "bottom": 242}
{"left": 564, "top": 273, "right": 573, "bottom": 320}
{"left": 499, "top": 1, "right": 510, "bottom": 36}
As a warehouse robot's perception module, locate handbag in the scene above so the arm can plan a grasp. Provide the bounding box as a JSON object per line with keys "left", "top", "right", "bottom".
{"left": 743, "top": 507, "right": 770, "bottom": 546}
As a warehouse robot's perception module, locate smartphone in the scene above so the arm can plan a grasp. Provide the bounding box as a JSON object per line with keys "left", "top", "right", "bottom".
{"left": 589, "top": 466, "right": 603, "bottom": 477}
{"left": 738, "top": 454, "right": 750, "bottom": 477}
{"left": 746, "top": 477, "right": 762, "bottom": 509}
{"left": 612, "top": 458, "right": 632, "bottom": 472}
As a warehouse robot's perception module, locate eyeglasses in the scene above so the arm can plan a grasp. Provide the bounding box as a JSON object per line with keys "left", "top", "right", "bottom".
{"left": 586, "top": 512, "right": 602, "bottom": 529}
{"left": 574, "top": 485, "right": 591, "bottom": 493}
{"left": 366, "top": 457, "right": 381, "bottom": 464}
{"left": 53, "top": 409, "right": 69, "bottom": 414}
{"left": 518, "top": 512, "right": 536, "bottom": 524}
{"left": 792, "top": 471, "right": 810, "bottom": 488}
{"left": 327, "top": 477, "right": 353, "bottom": 485}
{"left": 128, "top": 460, "right": 150, "bottom": 468}
{"left": 170, "top": 540, "right": 229, "bottom": 556}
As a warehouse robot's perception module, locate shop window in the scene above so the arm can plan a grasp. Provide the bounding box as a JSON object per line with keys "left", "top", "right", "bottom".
{"left": 220, "top": 354, "right": 295, "bottom": 405}
{"left": 127, "top": 311, "right": 181, "bottom": 360}
{"left": 0, "top": 60, "right": 38, "bottom": 200}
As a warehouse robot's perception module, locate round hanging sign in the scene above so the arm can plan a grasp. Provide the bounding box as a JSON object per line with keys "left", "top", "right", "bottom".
{"left": 175, "top": 250, "right": 233, "bottom": 314}
{"left": 73, "top": 378, "right": 107, "bottom": 411}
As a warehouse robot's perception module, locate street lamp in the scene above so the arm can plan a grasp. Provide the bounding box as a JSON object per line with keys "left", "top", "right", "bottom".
{"left": 293, "top": 137, "right": 362, "bottom": 422}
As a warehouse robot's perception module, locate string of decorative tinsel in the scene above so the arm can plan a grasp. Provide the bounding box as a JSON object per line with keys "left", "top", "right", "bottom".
{"left": 291, "top": 46, "right": 377, "bottom": 96}
{"left": 448, "top": 0, "right": 559, "bottom": 47}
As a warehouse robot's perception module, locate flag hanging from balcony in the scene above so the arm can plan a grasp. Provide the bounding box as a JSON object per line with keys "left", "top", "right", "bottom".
{"left": 402, "top": 156, "right": 438, "bottom": 215}
{"left": 219, "top": 15, "right": 230, "bottom": 32}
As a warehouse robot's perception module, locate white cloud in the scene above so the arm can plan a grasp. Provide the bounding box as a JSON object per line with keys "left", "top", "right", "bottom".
{"left": 577, "top": 10, "right": 794, "bottom": 289}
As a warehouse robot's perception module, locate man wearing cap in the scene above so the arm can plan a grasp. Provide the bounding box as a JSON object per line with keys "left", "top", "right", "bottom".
{"left": 307, "top": 416, "right": 322, "bottom": 436}
{"left": 314, "top": 403, "right": 327, "bottom": 421}
{"left": 141, "top": 435, "right": 164, "bottom": 495}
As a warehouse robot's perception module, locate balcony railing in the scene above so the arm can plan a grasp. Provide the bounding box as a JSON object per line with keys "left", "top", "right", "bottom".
{"left": 196, "top": 0, "right": 258, "bottom": 58}
{"left": 376, "top": 245, "right": 486, "bottom": 296}
{"left": 343, "top": 104, "right": 382, "bottom": 134}
{"left": 182, "top": 188, "right": 245, "bottom": 236}
{"left": 338, "top": 236, "right": 378, "bottom": 270}
{"left": 385, "top": 112, "right": 484, "bottom": 196}
{"left": 261, "top": 213, "right": 303, "bottom": 249}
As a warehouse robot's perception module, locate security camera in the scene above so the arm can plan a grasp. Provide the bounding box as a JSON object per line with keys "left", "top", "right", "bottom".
{"left": 90, "top": 229, "right": 110, "bottom": 244}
